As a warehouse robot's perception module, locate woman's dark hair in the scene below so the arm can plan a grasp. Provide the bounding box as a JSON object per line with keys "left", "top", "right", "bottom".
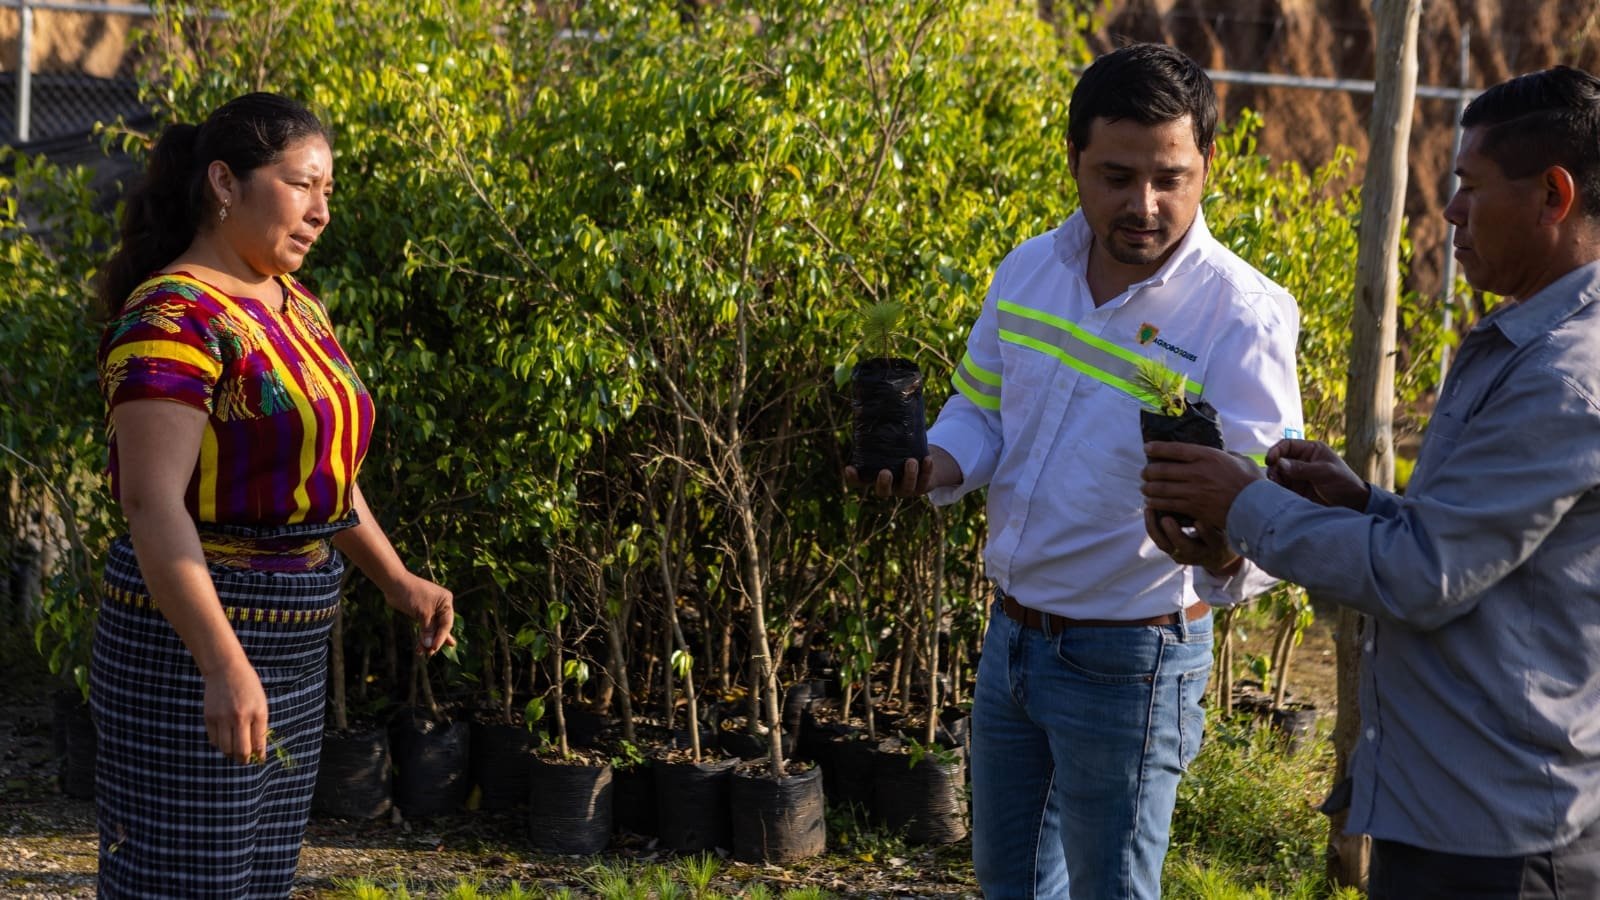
{"left": 1461, "top": 65, "right": 1600, "bottom": 219}
{"left": 1068, "top": 43, "right": 1217, "bottom": 156}
{"left": 98, "top": 92, "right": 328, "bottom": 318}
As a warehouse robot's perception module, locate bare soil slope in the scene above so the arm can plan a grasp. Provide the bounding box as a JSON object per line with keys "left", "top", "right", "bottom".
{"left": 1094, "top": 0, "right": 1600, "bottom": 294}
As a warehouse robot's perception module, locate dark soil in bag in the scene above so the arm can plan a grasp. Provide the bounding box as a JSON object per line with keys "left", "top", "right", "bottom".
{"left": 871, "top": 740, "right": 968, "bottom": 844}
{"left": 390, "top": 709, "right": 471, "bottom": 818}
{"left": 528, "top": 754, "right": 613, "bottom": 855}
{"left": 654, "top": 755, "right": 737, "bottom": 852}
{"left": 851, "top": 358, "right": 928, "bottom": 483}
{"left": 314, "top": 725, "right": 393, "bottom": 819}
{"left": 469, "top": 721, "right": 535, "bottom": 810}
{"left": 730, "top": 761, "right": 827, "bottom": 864}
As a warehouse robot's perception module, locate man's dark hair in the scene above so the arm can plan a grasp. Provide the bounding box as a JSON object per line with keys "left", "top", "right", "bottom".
{"left": 1462, "top": 65, "right": 1600, "bottom": 218}
{"left": 1068, "top": 43, "right": 1217, "bottom": 155}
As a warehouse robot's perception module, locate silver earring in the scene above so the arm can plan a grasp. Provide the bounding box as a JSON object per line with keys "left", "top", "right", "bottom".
{"left": 218, "top": 202, "right": 229, "bottom": 223}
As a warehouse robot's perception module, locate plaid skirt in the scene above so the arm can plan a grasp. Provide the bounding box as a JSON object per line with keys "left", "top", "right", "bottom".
{"left": 91, "top": 520, "right": 347, "bottom": 899}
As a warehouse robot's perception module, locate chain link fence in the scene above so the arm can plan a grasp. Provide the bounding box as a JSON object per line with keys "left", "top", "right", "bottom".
{"left": 1, "top": 0, "right": 150, "bottom": 149}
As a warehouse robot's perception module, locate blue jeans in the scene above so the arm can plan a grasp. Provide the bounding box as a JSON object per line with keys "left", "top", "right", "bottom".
{"left": 971, "top": 597, "right": 1213, "bottom": 899}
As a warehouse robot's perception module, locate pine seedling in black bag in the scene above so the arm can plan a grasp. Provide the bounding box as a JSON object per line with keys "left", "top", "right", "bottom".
{"left": 849, "top": 301, "right": 928, "bottom": 483}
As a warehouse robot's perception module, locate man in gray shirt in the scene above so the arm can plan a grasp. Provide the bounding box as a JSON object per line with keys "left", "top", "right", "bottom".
{"left": 1140, "top": 65, "right": 1600, "bottom": 898}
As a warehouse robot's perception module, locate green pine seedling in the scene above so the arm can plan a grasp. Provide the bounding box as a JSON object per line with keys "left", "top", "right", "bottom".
{"left": 862, "top": 301, "right": 906, "bottom": 361}
{"left": 1133, "top": 356, "right": 1188, "bottom": 417}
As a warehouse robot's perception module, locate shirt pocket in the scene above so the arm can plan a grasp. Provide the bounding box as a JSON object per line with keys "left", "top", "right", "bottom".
{"left": 1412, "top": 411, "right": 1466, "bottom": 486}
{"left": 1063, "top": 434, "right": 1147, "bottom": 521}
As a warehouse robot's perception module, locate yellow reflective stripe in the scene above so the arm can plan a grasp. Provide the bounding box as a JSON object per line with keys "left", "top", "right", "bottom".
{"left": 959, "top": 352, "right": 1001, "bottom": 387}
{"left": 953, "top": 352, "right": 1002, "bottom": 410}
{"left": 104, "top": 340, "right": 223, "bottom": 382}
{"left": 1245, "top": 452, "right": 1267, "bottom": 465}
{"left": 953, "top": 368, "right": 1001, "bottom": 410}
{"left": 996, "top": 300, "right": 1203, "bottom": 398}
{"left": 1000, "top": 329, "right": 1163, "bottom": 406}
{"left": 162, "top": 275, "right": 318, "bottom": 523}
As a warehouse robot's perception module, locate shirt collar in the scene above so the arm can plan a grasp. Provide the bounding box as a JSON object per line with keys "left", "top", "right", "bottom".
{"left": 1481, "top": 259, "right": 1600, "bottom": 346}
{"left": 1051, "top": 208, "right": 1213, "bottom": 295}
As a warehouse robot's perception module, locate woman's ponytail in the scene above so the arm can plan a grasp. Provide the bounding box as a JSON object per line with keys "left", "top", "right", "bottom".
{"left": 97, "top": 122, "right": 206, "bottom": 319}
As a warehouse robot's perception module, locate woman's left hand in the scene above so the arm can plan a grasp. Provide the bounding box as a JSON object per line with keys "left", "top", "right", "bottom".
{"left": 383, "top": 572, "right": 456, "bottom": 654}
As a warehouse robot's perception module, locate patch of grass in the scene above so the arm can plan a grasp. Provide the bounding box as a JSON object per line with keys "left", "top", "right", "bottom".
{"left": 329, "top": 875, "right": 412, "bottom": 899}
{"left": 676, "top": 852, "right": 720, "bottom": 898}
{"left": 777, "top": 888, "right": 835, "bottom": 900}
{"left": 1165, "top": 858, "right": 1365, "bottom": 899}
{"left": 1168, "top": 712, "right": 1335, "bottom": 893}
{"left": 585, "top": 863, "right": 645, "bottom": 900}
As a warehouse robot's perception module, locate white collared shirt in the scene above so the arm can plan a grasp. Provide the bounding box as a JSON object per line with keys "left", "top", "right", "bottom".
{"left": 928, "top": 210, "right": 1304, "bottom": 618}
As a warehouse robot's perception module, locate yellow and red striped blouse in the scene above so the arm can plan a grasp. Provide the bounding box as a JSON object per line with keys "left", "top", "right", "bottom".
{"left": 98, "top": 273, "right": 374, "bottom": 527}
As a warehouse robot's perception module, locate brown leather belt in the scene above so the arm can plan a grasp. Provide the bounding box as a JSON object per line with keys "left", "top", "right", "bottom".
{"left": 1000, "top": 592, "right": 1210, "bottom": 631}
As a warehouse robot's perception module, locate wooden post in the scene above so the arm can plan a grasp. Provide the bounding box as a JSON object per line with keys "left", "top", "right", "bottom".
{"left": 1328, "top": 0, "right": 1421, "bottom": 889}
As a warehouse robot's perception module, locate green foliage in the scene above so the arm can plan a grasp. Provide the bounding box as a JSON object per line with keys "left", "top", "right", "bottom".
{"left": 4, "top": 1, "right": 1448, "bottom": 853}
{"left": 0, "top": 148, "right": 119, "bottom": 697}
{"left": 1204, "top": 110, "right": 1445, "bottom": 446}
{"left": 676, "top": 853, "right": 721, "bottom": 899}
{"left": 861, "top": 301, "right": 907, "bottom": 362}
{"left": 1169, "top": 713, "right": 1334, "bottom": 892}
{"left": 1164, "top": 859, "right": 1362, "bottom": 900}
{"left": 608, "top": 738, "right": 646, "bottom": 772}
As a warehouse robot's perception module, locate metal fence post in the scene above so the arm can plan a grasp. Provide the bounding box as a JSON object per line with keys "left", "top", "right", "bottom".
{"left": 17, "top": 0, "right": 33, "bottom": 142}
{"left": 1438, "top": 27, "right": 1470, "bottom": 384}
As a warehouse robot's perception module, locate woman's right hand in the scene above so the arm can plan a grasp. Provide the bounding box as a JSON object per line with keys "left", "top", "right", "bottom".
{"left": 203, "top": 658, "right": 270, "bottom": 764}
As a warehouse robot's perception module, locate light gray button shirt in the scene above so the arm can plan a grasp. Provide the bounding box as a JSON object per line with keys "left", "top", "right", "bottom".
{"left": 1229, "top": 260, "right": 1600, "bottom": 855}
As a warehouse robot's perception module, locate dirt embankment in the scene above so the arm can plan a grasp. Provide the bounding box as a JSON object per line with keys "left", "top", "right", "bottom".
{"left": 1093, "top": 0, "right": 1600, "bottom": 296}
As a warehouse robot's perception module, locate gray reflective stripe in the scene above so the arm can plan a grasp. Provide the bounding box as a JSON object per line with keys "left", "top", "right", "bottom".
{"left": 995, "top": 300, "right": 1203, "bottom": 405}
{"left": 953, "top": 353, "right": 1001, "bottom": 410}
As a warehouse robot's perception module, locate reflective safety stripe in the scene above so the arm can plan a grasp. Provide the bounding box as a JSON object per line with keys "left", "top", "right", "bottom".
{"left": 953, "top": 352, "right": 1002, "bottom": 410}
{"left": 995, "top": 300, "right": 1203, "bottom": 407}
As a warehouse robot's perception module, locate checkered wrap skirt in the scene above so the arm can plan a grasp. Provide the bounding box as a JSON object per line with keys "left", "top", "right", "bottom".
{"left": 91, "top": 521, "right": 346, "bottom": 899}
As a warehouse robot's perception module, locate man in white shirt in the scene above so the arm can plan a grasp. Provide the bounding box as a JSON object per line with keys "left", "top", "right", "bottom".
{"left": 851, "top": 43, "right": 1304, "bottom": 898}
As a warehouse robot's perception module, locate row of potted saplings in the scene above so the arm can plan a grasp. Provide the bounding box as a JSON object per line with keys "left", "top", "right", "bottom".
{"left": 308, "top": 680, "right": 971, "bottom": 864}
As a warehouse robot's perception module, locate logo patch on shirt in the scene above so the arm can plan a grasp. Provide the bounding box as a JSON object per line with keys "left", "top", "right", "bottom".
{"left": 1151, "top": 337, "right": 1197, "bottom": 362}
{"left": 1283, "top": 427, "right": 1304, "bottom": 440}
{"left": 1137, "top": 323, "right": 1159, "bottom": 345}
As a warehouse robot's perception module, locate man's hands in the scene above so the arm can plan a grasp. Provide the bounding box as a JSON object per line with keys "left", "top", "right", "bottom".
{"left": 1141, "top": 438, "right": 1372, "bottom": 571}
{"left": 1144, "top": 509, "right": 1242, "bottom": 575}
{"left": 844, "top": 446, "right": 962, "bottom": 499}
{"left": 1266, "top": 439, "right": 1370, "bottom": 511}
{"left": 1141, "top": 442, "right": 1265, "bottom": 531}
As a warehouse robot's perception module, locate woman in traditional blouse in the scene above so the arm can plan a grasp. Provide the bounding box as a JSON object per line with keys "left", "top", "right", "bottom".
{"left": 92, "top": 92, "right": 453, "bottom": 898}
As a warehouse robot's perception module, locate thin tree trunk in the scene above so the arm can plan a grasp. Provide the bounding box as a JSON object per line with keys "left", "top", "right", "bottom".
{"left": 1271, "top": 607, "right": 1298, "bottom": 708}
{"left": 734, "top": 483, "right": 784, "bottom": 776}
{"left": 1329, "top": 0, "right": 1420, "bottom": 887}
{"left": 548, "top": 558, "right": 569, "bottom": 757}
{"left": 415, "top": 646, "right": 438, "bottom": 719}
{"left": 495, "top": 602, "right": 515, "bottom": 722}
{"left": 1213, "top": 607, "right": 1236, "bottom": 713}
{"left": 718, "top": 605, "right": 733, "bottom": 694}
{"left": 603, "top": 570, "right": 636, "bottom": 743}
{"left": 478, "top": 606, "right": 498, "bottom": 706}
{"left": 663, "top": 613, "right": 676, "bottom": 731}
